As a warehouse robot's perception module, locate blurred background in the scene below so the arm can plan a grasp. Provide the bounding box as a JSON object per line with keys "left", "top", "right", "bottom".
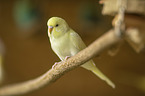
{"left": 0, "top": 0, "right": 145, "bottom": 96}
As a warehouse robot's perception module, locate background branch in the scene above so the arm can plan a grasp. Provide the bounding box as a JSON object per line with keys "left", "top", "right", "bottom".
{"left": 114, "top": 0, "right": 125, "bottom": 36}
{"left": 0, "top": 29, "right": 121, "bottom": 96}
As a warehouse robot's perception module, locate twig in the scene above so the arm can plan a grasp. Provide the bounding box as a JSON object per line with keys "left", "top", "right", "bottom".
{"left": 114, "top": 0, "right": 126, "bottom": 36}
{"left": 0, "top": 29, "right": 121, "bottom": 96}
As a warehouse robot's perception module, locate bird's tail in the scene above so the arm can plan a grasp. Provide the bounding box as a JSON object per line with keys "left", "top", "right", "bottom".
{"left": 91, "top": 66, "right": 115, "bottom": 88}
{"left": 81, "top": 60, "right": 115, "bottom": 88}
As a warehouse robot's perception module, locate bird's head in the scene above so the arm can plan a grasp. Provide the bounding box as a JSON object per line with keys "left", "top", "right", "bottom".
{"left": 47, "top": 17, "right": 69, "bottom": 38}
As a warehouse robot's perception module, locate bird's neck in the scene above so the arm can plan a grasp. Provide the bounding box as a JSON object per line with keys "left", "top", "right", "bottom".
{"left": 52, "top": 28, "right": 70, "bottom": 39}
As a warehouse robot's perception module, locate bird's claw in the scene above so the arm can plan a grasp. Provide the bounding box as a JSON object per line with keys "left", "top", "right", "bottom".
{"left": 52, "top": 56, "right": 71, "bottom": 69}
{"left": 52, "top": 61, "right": 62, "bottom": 69}
{"left": 64, "top": 56, "right": 71, "bottom": 60}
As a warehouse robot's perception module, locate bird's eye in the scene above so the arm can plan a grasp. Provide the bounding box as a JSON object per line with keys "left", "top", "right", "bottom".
{"left": 55, "top": 24, "right": 59, "bottom": 27}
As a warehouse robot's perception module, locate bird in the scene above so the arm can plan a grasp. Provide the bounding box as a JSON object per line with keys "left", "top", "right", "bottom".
{"left": 47, "top": 17, "right": 115, "bottom": 88}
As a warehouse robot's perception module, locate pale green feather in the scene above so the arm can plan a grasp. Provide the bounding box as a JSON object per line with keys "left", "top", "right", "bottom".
{"left": 70, "top": 31, "right": 86, "bottom": 50}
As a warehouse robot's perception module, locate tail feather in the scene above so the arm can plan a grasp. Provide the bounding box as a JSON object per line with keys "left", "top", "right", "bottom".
{"left": 91, "top": 67, "right": 115, "bottom": 88}
{"left": 81, "top": 60, "right": 115, "bottom": 88}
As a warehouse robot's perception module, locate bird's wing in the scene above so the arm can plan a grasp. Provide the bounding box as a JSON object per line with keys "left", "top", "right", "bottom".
{"left": 69, "top": 30, "right": 115, "bottom": 88}
{"left": 69, "top": 30, "right": 86, "bottom": 51}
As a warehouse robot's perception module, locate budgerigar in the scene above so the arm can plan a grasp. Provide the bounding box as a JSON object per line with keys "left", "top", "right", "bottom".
{"left": 47, "top": 17, "right": 115, "bottom": 88}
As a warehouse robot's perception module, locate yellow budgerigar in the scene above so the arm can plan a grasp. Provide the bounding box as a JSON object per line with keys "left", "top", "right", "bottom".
{"left": 47, "top": 17, "right": 115, "bottom": 88}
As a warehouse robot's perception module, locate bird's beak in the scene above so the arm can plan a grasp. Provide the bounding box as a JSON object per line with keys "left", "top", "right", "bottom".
{"left": 48, "top": 26, "right": 53, "bottom": 37}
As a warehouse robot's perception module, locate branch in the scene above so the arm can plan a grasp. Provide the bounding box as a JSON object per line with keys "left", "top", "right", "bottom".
{"left": 114, "top": 0, "right": 125, "bottom": 36}
{"left": 0, "top": 29, "right": 121, "bottom": 96}
{"left": 101, "top": 0, "right": 145, "bottom": 15}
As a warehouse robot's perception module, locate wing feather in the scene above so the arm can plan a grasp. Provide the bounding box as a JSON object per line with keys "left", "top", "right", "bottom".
{"left": 70, "top": 30, "right": 86, "bottom": 51}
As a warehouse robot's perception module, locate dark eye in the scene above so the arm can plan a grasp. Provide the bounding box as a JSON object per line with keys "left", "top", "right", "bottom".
{"left": 55, "top": 24, "right": 59, "bottom": 27}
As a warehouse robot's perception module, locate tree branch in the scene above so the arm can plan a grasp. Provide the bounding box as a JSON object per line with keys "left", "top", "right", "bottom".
{"left": 0, "top": 29, "right": 121, "bottom": 96}
{"left": 114, "top": 0, "right": 125, "bottom": 36}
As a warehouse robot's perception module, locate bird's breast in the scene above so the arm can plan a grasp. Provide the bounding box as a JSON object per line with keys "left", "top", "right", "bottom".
{"left": 50, "top": 35, "right": 73, "bottom": 59}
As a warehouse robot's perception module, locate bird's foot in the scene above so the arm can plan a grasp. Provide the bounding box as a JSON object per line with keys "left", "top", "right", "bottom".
{"left": 64, "top": 56, "right": 71, "bottom": 60}
{"left": 52, "top": 61, "right": 62, "bottom": 69}
{"left": 52, "top": 56, "right": 71, "bottom": 69}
